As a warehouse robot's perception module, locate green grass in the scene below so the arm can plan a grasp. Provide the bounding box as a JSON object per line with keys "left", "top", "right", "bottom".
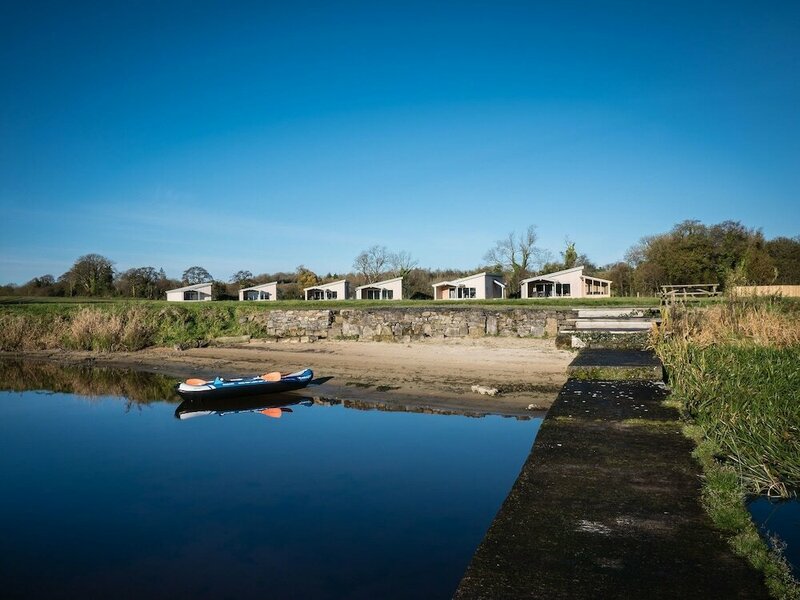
{"left": 683, "top": 425, "right": 800, "bottom": 600}
{"left": 655, "top": 331, "right": 799, "bottom": 598}
{"left": 0, "top": 295, "right": 662, "bottom": 309}
{"left": 658, "top": 343, "right": 800, "bottom": 496}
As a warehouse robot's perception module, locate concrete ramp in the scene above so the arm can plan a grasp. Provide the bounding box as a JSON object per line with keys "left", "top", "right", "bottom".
{"left": 454, "top": 350, "right": 768, "bottom": 599}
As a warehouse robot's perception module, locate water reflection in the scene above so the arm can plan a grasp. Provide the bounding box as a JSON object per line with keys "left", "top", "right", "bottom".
{"left": 0, "top": 358, "right": 542, "bottom": 599}
{"left": 0, "top": 358, "right": 179, "bottom": 404}
{"left": 749, "top": 496, "right": 800, "bottom": 576}
{"left": 175, "top": 393, "right": 313, "bottom": 420}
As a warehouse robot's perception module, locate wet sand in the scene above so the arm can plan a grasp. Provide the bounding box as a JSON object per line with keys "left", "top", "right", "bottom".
{"left": 4, "top": 338, "right": 573, "bottom": 417}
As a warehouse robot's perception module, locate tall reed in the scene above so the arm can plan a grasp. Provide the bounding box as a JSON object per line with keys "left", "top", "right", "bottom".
{"left": 654, "top": 296, "right": 799, "bottom": 496}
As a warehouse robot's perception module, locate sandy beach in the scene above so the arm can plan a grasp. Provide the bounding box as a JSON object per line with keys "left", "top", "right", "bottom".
{"left": 6, "top": 338, "right": 574, "bottom": 417}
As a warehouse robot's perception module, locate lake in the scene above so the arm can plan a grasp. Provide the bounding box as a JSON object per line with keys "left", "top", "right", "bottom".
{"left": 0, "top": 360, "right": 539, "bottom": 599}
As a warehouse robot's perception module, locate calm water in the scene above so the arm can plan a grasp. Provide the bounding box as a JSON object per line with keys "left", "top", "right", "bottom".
{"left": 0, "top": 362, "right": 539, "bottom": 599}
{"left": 749, "top": 497, "right": 800, "bottom": 576}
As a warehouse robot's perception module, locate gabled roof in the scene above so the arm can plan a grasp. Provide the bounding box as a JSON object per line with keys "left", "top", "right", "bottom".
{"left": 166, "top": 282, "right": 212, "bottom": 293}
{"left": 431, "top": 272, "right": 504, "bottom": 288}
{"left": 240, "top": 281, "right": 278, "bottom": 292}
{"left": 303, "top": 279, "right": 348, "bottom": 292}
{"left": 355, "top": 276, "right": 403, "bottom": 291}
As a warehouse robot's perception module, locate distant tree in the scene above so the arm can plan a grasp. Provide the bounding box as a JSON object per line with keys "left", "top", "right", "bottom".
{"left": 18, "top": 274, "right": 58, "bottom": 297}
{"left": 561, "top": 241, "right": 578, "bottom": 269}
{"left": 295, "top": 265, "right": 320, "bottom": 290}
{"left": 623, "top": 220, "right": 776, "bottom": 293}
{"left": 597, "top": 262, "right": 635, "bottom": 296}
{"left": 116, "top": 267, "right": 163, "bottom": 299}
{"left": 741, "top": 241, "right": 777, "bottom": 285}
{"left": 63, "top": 254, "right": 115, "bottom": 296}
{"left": 182, "top": 266, "right": 213, "bottom": 285}
{"left": 230, "top": 270, "right": 255, "bottom": 288}
{"left": 353, "top": 245, "right": 391, "bottom": 283}
{"left": 539, "top": 260, "right": 564, "bottom": 274}
{"left": 766, "top": 236, "right": 800, "bottom": 284}
{"left": 211, "top": 281, "right": 235, "bottom": 300}
{"left": 389, "top": 250, "right": 418, "bottom": 278}
{"left": 484, "top": 225, "right": 549, "bottom": 292}
{"left": 35, "top": 274, "right": 55, "bottom": 287}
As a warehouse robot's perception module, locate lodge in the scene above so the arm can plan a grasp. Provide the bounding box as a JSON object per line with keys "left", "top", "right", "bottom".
{"left": 431, "top": 272, "right": 506, "bottom": 300}
{"left": 519, "top": 266, "right": 611, "bottom": 299}
{"left": 355, "top": 276, "right": 403, "bottom": 300}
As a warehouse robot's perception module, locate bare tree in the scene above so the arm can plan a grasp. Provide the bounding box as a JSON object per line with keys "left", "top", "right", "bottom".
{"left": 483, "top": 225, "right": 549, "bottom": 292}
{"left": 353, "top": 245, "right": 391, "bottom": 283}
{"left": 389, "top": 250, "right": 418, "bottom": 278}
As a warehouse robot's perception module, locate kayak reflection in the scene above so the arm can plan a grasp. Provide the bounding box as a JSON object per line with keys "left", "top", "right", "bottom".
{"left": 175, "top": 393, "right": 314, "bottom": 420}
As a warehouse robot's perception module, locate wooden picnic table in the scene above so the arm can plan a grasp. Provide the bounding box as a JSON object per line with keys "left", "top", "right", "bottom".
{"left": 660, "top": 284, "right": 720, "bottom": 305}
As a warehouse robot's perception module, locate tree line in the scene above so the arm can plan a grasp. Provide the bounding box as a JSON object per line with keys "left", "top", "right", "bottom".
{"left": 2, "top": 220, "right": 798, "bottom": 299}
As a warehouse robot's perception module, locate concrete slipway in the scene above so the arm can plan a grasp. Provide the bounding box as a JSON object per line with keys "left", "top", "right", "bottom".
{"left": 454, "top": 349, "right": 768, "bottom": 599}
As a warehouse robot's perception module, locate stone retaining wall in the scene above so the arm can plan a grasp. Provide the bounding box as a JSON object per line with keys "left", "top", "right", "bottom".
{"left": 241, "top": 307, "right": 575, "bottom": 342}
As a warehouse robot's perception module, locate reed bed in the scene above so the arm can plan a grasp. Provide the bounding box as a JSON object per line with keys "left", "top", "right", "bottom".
{"left": 658, "top": 340, "right": 799, "bottom": 497}
{"left": 0, "top": 303, "right": 259, "bottom": 352}
{"left": 655, "top": 297, "right": 799, "bottom": 496}
{"left": 655, "top": 297, "right": 799, "bottom": 598}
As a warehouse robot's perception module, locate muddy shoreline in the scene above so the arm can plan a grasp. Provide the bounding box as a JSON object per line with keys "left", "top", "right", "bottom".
{"left": 1, "top": 338, "right": 572, "bottom": 418}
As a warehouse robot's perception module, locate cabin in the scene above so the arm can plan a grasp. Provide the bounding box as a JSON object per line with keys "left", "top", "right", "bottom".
{"left": 519, "top": 266, "right": 611, "bottom": 299}
{"left": 304, "top": 279, "right": 350, "bottom": 301}
{"left": 239, "top": 282, "right": 278, "bottom": 301}
{"left": 355, "top": 276, "right": 403, "bottom": 300}
{"left": 166, "top": 282, "right": 213, "bottom": 302}
{"left": 431, "top": 272, "right": 506, "bottom": 300}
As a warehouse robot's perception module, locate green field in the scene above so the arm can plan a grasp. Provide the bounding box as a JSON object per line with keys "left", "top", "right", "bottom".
{"left": 0, "top": 295, "right": 662, "bottom": 310}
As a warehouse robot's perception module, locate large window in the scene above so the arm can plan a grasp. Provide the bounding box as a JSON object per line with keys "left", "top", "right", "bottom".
{"left": 555, "top": 283, "right": 570, "bottom": 297}
{"left": 364, "top": 288, "right": 394, "bottom": 300}
{"left": 450, "top": 287, "right": 476, "bottom": 299}
{"left": 309, "top": 289, "right": 325, "bottom": 300}
{"left": 184, "top": 290, "right": 199, "bottom": 301}
{"left": 326, "top": 290, "right": 338, "bottom": 300}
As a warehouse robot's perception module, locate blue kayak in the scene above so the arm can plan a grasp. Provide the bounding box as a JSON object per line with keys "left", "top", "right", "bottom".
{"left": 176, "top": 368, "right": 314, "bottom": 400}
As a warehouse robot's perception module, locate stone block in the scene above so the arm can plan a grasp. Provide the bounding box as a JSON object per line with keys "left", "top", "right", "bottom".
{"left": 486, "top": 315, "right": 498, "bottom": 335}
{"left": 545, "top": 317, "right": 558, "bottom": 337}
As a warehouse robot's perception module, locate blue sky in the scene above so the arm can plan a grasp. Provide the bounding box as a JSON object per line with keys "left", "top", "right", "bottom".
{"left": 2, "top": 1, "right": 799, "bottom": 284}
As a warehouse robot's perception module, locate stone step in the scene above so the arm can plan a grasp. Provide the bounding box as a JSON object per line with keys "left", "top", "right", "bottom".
{"left": 556, "top": 329, "right": 651, "bottom": 351}
{"left": 576, "top": 307, "right": 658, "bottom": 319}
{"left": 575, "top": 320, "right": 655, "bottom": 330}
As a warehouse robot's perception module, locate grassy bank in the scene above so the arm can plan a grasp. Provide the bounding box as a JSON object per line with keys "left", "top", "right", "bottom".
{"left": 0, "top": 303, "right": 266, "bottom": 351}
{"left": 0, "top": 295, "right": 663, "bottom": 309}
{"left": 654, "top": 297, "right": 799, "bottom": 599}
{"left": 0, "top": 297, "right": 660, "bottom": 352}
